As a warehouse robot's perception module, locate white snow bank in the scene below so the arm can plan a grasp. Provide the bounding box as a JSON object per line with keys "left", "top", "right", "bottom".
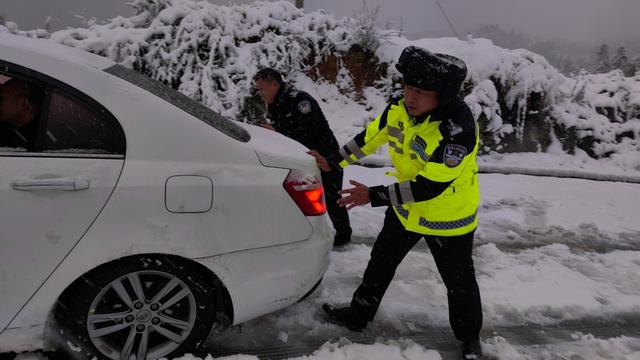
{"left": 482, "top": 335, "right": 640, "bottom": 360}
{"left": 211, "top": 340, "right": 442, "bottom": 360}
{"left": 345, "top": 167, "right": 640, "bottom": 238}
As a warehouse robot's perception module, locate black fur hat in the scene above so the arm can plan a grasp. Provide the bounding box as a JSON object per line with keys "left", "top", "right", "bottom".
{"left": 395, "top": 46, "right": 467, "bottom": 98}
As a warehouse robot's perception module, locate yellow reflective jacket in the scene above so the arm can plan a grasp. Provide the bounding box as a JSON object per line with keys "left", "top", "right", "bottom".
{"left": 332, "top": 98, "right": 479, "bottom": 236}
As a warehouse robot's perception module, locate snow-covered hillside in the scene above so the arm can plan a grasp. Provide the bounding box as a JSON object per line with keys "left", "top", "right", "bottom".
{"left": 1, "top": 0, "right": 639, "bottom": 171}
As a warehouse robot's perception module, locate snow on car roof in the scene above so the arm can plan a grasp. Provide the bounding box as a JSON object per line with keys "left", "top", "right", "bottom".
{"left": 0, "top": 33, "right": 115, "bottom": 70}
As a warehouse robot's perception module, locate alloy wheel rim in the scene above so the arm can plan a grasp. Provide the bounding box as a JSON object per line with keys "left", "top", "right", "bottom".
{"left": 86, "top": 270, "right": 197, "bottom": 360}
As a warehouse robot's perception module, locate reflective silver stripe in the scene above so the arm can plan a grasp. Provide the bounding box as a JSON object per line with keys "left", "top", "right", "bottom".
{"left": 387, "top": 126, "right": 404, "bottom": 143}
{"left": 434, "top": 237, "right": 444, "bottom": 248}
{"left": 418, "top": 212, "right": 477, "bottom": 230}
{"left": 388, "top": 184, "right": 400, "bottom": 206}
{"left": 339, "top": 148, "right": 354, "bottom": 164}
{"left": 345, "top": 140, "right": 367, "bottom": 159}
{"left": 398, "top": 181, "right": 415, "bottom": 204}
{"left": 339, "top": 148, "right": 349, "bottom": 160}
{"left": 388, "top": 141, "right": 403, "bottom": 154}
{"left": 395, "top": 205, "right": 409, "bottom": 218}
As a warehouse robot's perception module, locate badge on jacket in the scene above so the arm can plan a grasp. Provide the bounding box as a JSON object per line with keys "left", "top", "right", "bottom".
{"left": 297, "top": 100, "right": 312, "bottom": 114}
{"left": 444, "top": 144, "right": 467, "bottom": 167}
{"left": 410, "top": 135, "right": 429, "bottom": 162}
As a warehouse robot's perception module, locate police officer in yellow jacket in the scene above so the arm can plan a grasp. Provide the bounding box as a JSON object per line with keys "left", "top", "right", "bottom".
{"left": 308, "top": 46, "right": 483, "bottom": 359}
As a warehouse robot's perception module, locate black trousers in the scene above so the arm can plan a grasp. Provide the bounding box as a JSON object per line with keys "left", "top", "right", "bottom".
{"left": 351, "top": 207, "right": 482, "bottom": 342}
{"left": 321, "top": 169, "right": 352, "bottom": 239}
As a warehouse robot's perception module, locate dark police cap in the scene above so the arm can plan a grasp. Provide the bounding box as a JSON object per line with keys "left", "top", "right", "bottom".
{"left": 395, "top": 46, "right": 467, "bottom": 94}
{"left": 253, "top": 68, "right": 283, "bottom": 83}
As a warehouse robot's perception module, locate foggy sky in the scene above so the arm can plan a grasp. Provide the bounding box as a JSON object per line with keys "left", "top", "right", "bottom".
{"left": 1, "top": 0, "right": 638, "bottom": 46}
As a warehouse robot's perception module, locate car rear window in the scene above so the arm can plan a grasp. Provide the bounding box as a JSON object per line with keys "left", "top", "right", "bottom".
{"left": 105, "top": 65, "right": 250, "bottom": 142}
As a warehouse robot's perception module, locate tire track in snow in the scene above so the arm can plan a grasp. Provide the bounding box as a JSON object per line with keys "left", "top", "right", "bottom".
{"left": 203, "top": 314, "right": 640, "bottom": 359}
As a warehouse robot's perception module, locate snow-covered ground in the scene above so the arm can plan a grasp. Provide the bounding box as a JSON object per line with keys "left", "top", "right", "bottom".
{"left": 167, "top": 165, "right": 639, "bottom": 360}
{"left": 202, "top": 166, "right": 640, "bottom": 360}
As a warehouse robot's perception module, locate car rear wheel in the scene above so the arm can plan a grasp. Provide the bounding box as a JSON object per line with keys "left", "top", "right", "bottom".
{"left": 51, "top": 255, "right": 218, "bottom": 360}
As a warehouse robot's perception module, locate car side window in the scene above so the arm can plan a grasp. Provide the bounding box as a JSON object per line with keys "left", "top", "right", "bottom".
{"left": 1, "top": 61, "right": 125, "bottom": 158}
{"left": 42, "top": 89, "right": 124, "bottom": 155}
{"left": 0, "top": 73, "right": 45, "bottom": 152}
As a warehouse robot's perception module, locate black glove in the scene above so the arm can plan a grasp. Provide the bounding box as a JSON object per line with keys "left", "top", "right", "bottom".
{"left": 368, "top": 185, "right": 391, "bottom": 207}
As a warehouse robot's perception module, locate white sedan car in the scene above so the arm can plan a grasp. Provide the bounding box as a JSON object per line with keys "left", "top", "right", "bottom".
{"left": 0, "top": 33, "right": 333, "bottom": 359}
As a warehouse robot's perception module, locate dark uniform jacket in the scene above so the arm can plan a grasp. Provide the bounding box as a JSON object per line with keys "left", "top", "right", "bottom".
{"left": 266, "top": 85, "right": 339, "bottom": 157}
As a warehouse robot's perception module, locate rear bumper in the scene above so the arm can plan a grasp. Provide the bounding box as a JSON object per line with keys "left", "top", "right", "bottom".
{"left": 195, "top": 214, "right": 333, "bottom": 325}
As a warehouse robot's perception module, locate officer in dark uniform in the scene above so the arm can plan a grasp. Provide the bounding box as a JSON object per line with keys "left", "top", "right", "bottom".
{"left": 308, "top": 47, "right": 483, "bottom": 359}
{"left": 253, "top": 68, "right": 352, "bottom": 246}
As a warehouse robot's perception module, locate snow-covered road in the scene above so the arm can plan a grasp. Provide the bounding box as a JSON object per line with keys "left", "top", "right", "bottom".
{"left": 200, "top": 167, "right": 640, "bottom": 360}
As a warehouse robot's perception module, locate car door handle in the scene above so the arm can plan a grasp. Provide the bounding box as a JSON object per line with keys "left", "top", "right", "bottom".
{"left": 11, "top": 177, "right": 90, "bottom": 191}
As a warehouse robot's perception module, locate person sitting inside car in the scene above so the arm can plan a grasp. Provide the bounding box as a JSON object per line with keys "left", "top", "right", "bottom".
{"left": 0, "top": 78, "right": 43, "bottom": 150}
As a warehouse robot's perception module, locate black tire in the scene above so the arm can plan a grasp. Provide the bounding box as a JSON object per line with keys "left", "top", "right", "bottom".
{"left": 50, "top": 255, "right": 218, "bottom": 360}
{"left": 297, "top": 276, "right": 323, "bottom": 303}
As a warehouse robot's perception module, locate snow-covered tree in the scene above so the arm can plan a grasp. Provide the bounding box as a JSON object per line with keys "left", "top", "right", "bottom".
{"left": 73, "top": 13, "right": 97, "bottom": 28}
{"left": 130, "top": 0, "right": 169, "bottom": 25}
{"left": 5, "top": 21, "right": 18, "bottom": 34}
{"left": 611, "top": 46, "right": 634, "bottom": 76}
{"left": 561, "top": 57, "right": 577, "bottom": 76}
{"left": 36, "top": 0, "right": 637, "bottom": 159}
{"left": 475, "top": 24, "right": 593, "bottom": 76}
{"left": 611, "top": 46, "right": 628, "bottom": 69}
{"left": 44, "top": 16, "right": 52, "bottom": 32}
{"left": 594, "top": 44, "right": 611, "bottom": 73}
{"left": 349, "top": 0, "right": 382, "bottom": 53}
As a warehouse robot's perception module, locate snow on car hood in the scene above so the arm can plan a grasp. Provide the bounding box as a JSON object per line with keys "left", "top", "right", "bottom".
{"left": 239, "top": 123, "right": 318, "bottom": 172}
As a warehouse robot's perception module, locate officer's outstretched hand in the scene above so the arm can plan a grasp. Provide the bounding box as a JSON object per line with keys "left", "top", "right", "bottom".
{"left": 337, "top": 180, "right": 370, "bottom": 210}
{"left": 307, "top": 150, "right": 331, "bottom": 172}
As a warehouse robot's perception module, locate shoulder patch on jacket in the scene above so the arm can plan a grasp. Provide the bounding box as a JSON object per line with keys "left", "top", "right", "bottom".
{"left": 447, "top": 119, "right": 463, "bottom": 136}
{"left": 444, "top": 144, "right": 467, "bottom": 167}
{"left": 297, "top": 100, "right": 312, "bottom": 114}
{"left": 410, "top": 135, "right": 429, "bottom": 161}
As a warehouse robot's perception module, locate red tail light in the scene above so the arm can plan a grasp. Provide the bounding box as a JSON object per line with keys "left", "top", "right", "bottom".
{"left": 283, "top": 170, "right": 326, "bottom": 216}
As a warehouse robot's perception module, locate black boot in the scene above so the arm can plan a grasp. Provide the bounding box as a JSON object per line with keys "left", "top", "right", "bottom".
{"left": 461, "top": 338, "right": 483, "bottom": 359}
{"left": 322, "top": 304, "right": 368, "bottom": 331}
{"left": 333, "top": 232, "right": 351, "bottom": 247}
